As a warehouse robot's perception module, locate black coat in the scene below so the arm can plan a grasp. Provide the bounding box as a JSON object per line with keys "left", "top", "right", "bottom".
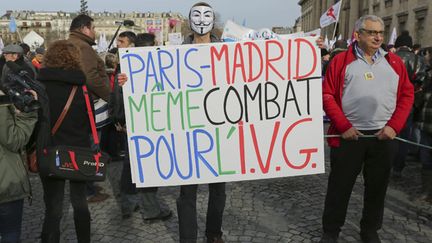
{"left": 37, "top": 68, "right": 91, "bottom": 148}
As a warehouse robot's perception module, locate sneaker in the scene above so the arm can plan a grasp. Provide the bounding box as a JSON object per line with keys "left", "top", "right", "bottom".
{"left": 143, "top": 209, "right": 172, "bottom": 222}
{"left": 360, "top": 231, "right": 381, "bottom": 243}
{"left": 87, "top": 192, "right": 110, "bottom": 203}
{"left": 319, "top": 233, "right": 338, "bottom": 243}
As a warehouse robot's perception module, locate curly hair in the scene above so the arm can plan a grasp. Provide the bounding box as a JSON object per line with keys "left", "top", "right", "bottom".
{"left": 43, "top": 40, "right": 82, "bottom": 70}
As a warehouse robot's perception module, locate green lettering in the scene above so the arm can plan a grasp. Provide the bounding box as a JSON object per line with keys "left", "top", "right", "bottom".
{"left": 186, "top": 88, "right": 205, "bottom": 129}
{"left": 128, "top": 95, "right": 148, "bottom": 133}
{"left": 150, "top": 92, "right": 166, "bottom": 132}
{"left": 167, "top": 92, "right": 185, "bottom": 131}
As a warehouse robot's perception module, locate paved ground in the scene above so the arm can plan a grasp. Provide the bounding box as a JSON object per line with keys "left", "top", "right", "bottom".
{"left": 20, "top": 145, "right": 432, "bottom": 243}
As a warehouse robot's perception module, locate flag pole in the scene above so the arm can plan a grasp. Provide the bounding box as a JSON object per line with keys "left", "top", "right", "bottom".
{"left": 332, "top": 22, "right": 338, "bottom": 40}
{"left": 16, "top": 30, "right": 23, "bottom": 43}
{"left": 331, "top": 0, "right": 343, "bottom": 40}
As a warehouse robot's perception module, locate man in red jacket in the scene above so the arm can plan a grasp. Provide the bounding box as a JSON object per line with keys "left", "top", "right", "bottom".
{"left": 320, "top": 15, "right": 413, "bottom": 243}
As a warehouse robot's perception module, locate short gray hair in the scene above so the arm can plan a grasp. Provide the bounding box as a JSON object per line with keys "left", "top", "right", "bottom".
{"left": 354, "top": 15, "right": 384, "bottom": 32}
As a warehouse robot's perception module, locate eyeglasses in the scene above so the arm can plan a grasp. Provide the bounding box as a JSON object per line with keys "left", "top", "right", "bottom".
{"left": 360, "top": 28, "right": 385, "bottom": 37}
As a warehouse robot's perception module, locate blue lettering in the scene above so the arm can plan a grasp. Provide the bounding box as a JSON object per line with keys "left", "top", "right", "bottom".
{"left": 176, "top": 49, "right": 181, "bottom": 89}
{"left": 158, "top": 50, "right": 176, "bottom": 90}
{"left": 174, "top": 132, "right": 193, "bottom": 180}
{"left": 130, "top": 136, "right": 154, "bottom": 183}
{"left": 145, "top": 52, "right": 160, "bottom": 92}
{"left": 155, "top": 135, "right": 174, "bottom": 180}
{"left": 192, "top": 129, "right": 218, "bottom": 178}
{"left": 122, "top": 53, "right": 145, "bottom": 94}
{"left": 184, "top": 48, "right": 203, "bottom": 88}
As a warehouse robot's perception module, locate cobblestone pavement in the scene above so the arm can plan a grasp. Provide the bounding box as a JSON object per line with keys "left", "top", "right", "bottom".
{"left": 21, "top": 146, "right": 432, "bottom": 243}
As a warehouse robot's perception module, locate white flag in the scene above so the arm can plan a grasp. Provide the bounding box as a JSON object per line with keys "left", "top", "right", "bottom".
{"left": 320, "top": 1, "right": 342, "bottom": 28}
{"left": 388, "top": 27, "right": 397, "bottom": 46}
{"left": 0, "top": 37, "right": 4, "bottom": 54}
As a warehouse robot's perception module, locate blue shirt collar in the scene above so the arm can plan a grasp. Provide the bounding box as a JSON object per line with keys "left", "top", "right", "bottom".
{"left": 354, "top": 43, "right": 387, "bottom": 63}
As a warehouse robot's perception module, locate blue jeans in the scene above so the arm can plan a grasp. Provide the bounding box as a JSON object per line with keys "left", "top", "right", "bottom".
{"left": 0, "top": 199, "right": 24, "bottom": 243}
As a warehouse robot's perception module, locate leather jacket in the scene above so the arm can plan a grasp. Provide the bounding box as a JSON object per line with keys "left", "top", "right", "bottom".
{"left": 396, "top": 47, "right": 427, "bottom": 85}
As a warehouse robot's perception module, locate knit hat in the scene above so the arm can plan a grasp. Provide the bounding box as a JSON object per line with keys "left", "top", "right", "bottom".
{"left": 394, "top": 31, "right": 413, "bottom": 48}
{"left": 2, "top": 44, "right": 24, "bottom": 54}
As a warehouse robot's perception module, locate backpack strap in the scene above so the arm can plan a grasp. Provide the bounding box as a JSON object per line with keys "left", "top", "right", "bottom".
{"left": 51, "top": 86, "right": 78, "bottom": 135}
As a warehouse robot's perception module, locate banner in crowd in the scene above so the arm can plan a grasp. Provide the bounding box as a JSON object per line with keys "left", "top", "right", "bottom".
{"left": 320, "top": 1, "right": 342, "bottom": 28}
{"left": 119, "top": 37, "right": 324, "bottom": 187}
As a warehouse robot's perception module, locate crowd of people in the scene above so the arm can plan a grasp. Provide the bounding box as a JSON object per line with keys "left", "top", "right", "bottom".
{"left": 0, "top": 1, "right": 431, "bottom": 243}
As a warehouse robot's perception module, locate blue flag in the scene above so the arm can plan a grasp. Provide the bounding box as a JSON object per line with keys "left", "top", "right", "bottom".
{"left": 9, "top": 17, "right": 17, "bottom": 33}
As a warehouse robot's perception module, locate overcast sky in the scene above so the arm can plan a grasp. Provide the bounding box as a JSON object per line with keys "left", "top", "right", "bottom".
{"left": 0, "top": 0, "right": 301, "bottom": 29}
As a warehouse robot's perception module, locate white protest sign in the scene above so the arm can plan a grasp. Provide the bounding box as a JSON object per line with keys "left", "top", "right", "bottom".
{"left": 168, "top": 33, "right": 183, "bottom": 46}
{"left": 221, "top": 20, "right": 255, "bottom": 42}
{"left": 119, "top": 37, "right": 324, "bottom": 187}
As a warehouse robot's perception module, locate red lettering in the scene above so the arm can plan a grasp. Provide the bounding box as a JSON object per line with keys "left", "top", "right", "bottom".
{"left": 250, "top": 121, "right": 280, "bottom": 174}
{"left": 210, "top": 45, "right": 231, "bottom": 86}
{"left": 231, "top": 43, "right": 247, "bottom": 84}
{"left": 244, "top": 41, "right": 263, "bottom": 82}
{"left": 238, "top": 121, "right": 246, "bottom": 174}
{"left": 294, "top": 38, "right": 317, "bottom": 80}
{"left": 265, "top": 40, "right": 285, "bottom": 81}
{"left": 282, "top": 118, "right": 317, "bottom": 169}
{"left": 287, "top": 39, "right": 292, "bottom": 80}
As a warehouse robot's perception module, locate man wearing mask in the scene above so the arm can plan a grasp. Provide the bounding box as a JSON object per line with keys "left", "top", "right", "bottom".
{"left": 176, "top": 3, "right": 226, "bottom": 243}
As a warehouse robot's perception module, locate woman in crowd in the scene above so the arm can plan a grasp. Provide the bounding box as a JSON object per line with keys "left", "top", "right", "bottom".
{"left": 38, "top": 40, "right": 92, "bottom": 243}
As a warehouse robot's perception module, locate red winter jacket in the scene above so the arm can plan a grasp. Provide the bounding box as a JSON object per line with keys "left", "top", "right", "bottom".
{"left": 323, "top": 44, "right": 414, "bottom": 147}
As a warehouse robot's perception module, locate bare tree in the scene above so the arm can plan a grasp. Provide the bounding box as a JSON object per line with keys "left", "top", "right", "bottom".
{"left": 80, "top": 0, "right": 88, "bottom": 15}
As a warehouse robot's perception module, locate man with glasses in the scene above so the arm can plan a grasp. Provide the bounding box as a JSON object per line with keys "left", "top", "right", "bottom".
{"left": 319, "top": 15, "right": 414, "bottom": 243}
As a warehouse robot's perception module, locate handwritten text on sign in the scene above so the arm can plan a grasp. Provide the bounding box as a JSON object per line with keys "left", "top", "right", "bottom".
{"left": 119, "top": 37, "right": 324, "bottom": 187}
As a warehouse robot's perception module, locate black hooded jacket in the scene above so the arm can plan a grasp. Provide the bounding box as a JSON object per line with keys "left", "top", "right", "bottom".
{"left": 37, "top": 68, "right": 92, "bottom": 148}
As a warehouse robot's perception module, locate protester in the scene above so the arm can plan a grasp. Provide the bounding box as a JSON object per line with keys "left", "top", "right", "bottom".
{"left": 413, "top": 44, "right": 421, "bottom": 55}
{"left": 321, "top": 48, "right": 330, "bottom": 76}
{"left": 120, "top": 32, "right": 173, "bottom": 221}
{"left": 109, "top": 30, "right": 140, "bottom": 218}
{"left": 329, "top": 39, "right": 348, "bottom": 60}
{"left": 68, "top": 14, "right": 116, "bottom": 203}
{"left": 1, "top": 44, "right": 36, "bottom": 81}
{"left": 392, "top": 33, "right": 427, "bottom": 178}
{"left": 32, "top": 47, "right": 45, "bottom": 71}
{"left": 0, "top": 45, "right": 38, "bottom": 242}
{"left": 19, "top": 43, "right": 36, "bottom": 63}
{"left": 415, "top": 47, "right": 432, "bottom": 203}
{"left": 38, "top": 40, "right": 93, "bottom": 243}
{"left": 177, "top": 2, "right": 226, "bottom": 243}
{"left": 320, "top": 15, "right": 414, "bottom": 243}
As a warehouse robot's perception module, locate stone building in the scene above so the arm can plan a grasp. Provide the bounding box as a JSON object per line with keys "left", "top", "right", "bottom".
{"left": 298, "top": 0, "right": 432, "bottom": 47}
{"left": 0, "top": 10, "right": 185, "bottom": 47}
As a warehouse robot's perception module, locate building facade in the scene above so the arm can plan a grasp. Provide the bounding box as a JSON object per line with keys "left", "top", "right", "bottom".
{"left": 299, "top": 0, "right": 432, "bottom": 47}
{"left": 0, "top": 10, "right": 185, "bottom": 47}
